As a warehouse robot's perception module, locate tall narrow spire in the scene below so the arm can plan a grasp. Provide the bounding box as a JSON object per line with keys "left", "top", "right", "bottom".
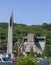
{"left": 10, "top": 12, "right": 13, "bottom": 26}
{"left": 7, "top": 12, "right": 13, "bottom": 55}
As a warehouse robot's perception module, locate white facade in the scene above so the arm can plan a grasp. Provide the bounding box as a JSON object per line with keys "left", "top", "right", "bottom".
{"left": 24, "top": 33, "right": 46, "bottom": 54}
{"left": 7, "top": 14, "right": 13, "bottom": 54}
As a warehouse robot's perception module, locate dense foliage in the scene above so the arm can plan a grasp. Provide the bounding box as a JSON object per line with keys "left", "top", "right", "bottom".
{"left": 0, "top": 22, "right": 51, "bottom": 56}
{"left": 16, "top": 56, "right": 39, "bottom": 65}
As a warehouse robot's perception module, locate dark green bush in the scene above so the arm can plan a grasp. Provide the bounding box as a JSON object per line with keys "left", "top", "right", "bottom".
{"left": 16, "top": 57, "right": 39, "bottom": 65}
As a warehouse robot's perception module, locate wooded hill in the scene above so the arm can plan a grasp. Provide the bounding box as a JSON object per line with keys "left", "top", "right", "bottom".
{"left": 0, "top": 22, "right": 51, "bottom": 56}
{"left": 0, "top": 22, "right": 51, "bottom": 45}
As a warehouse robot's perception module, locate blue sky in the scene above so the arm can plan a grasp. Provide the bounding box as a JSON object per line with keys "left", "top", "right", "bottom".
{"left": 0, "top": 0, "right": 51, "bottom": 25}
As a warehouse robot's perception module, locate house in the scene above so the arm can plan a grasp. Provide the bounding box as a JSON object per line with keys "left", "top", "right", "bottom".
{"left": 16, "top": 39, "right": 24, "bottom": 56}
{"left": 23, "top": 33, "right": 46, "bottom": 54}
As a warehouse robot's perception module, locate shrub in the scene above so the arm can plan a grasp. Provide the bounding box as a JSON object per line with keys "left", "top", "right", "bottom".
{"left": 49, "top": 62, "right": 51, "bottom": 65}
{"left": 16, "top": 57, "right": 39, "bottom": 65}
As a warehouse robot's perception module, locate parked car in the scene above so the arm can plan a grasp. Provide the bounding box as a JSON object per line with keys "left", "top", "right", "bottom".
{"left": 0, "top": 57, "right": 12, "bottom": 62}
{"left": 11, "top": 58, "right": 18, "bottom": 62}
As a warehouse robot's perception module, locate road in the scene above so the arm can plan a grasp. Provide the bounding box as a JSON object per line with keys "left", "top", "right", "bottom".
{"left": 0, "top": 62, "right": 16, "bottom": 65}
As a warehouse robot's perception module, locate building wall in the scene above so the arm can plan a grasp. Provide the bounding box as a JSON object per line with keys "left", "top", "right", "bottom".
{"left": 23, "top": 33, "right": 46, "bottom": 54}
{"left": 24, "top": 41, "right": 42, "bottom": 53}
{"left": 28, "top": 33, "right": 34, "bottom": 41}
{"left": 38, "top": 41, "right": 45, "bottom": 50}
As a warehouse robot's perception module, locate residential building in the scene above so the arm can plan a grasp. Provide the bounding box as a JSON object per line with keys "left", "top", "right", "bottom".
{"left": 23, "top": 33, "right": 46, "bottom": 54}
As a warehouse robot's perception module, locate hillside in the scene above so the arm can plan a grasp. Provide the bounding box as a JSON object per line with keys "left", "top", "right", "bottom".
{"left": 0, "top": 22, "right": 51, "bottom": 44}
{"left": 0, "top": 22, "right": 51, "bottom": 56}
